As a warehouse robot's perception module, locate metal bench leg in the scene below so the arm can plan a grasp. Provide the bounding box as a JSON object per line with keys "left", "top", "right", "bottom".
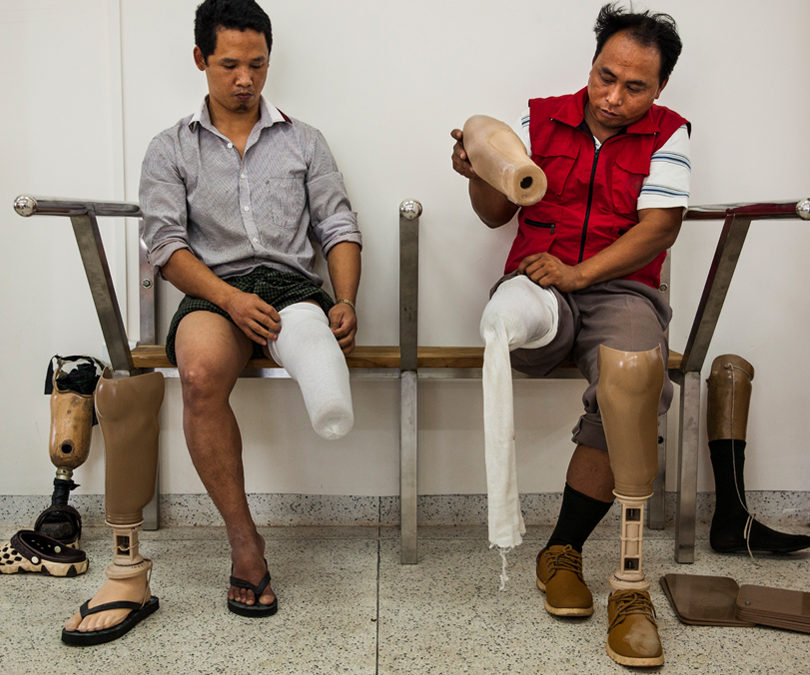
{"left": 648, "top": 415, "right": 666, "bottom": 530}
{"left": 675, "top": 371, "right": 700, "bottom": 562}
{"left": 400, "top": 370, "right": 418, "bottom": 563}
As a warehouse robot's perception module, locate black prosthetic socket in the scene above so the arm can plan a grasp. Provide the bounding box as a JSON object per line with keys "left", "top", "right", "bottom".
{"left": 546, "top": 483, "right": 613, "bottom": 553}
{"left": 50, "top": 477, "right": 79, "bottom": 506}
{"left": 709, "top": 439, "right": 810, "bottom": 554}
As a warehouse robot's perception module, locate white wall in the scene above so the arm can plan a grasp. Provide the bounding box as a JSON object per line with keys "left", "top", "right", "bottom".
{"left": 2, "top": 0, "right": 808, "bottom": 498}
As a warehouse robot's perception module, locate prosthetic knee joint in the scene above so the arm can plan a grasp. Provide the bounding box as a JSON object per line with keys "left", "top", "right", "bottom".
{"left": 597, "top": 345, "right": 664, "bottom": 591}
{"left": 95, "top": 369, "right": 164, "bottom": 580}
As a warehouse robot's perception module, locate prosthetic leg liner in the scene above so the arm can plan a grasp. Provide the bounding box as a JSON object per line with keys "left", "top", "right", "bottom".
{"left": 480, "top": 275, "right": 559, "bottom": 548}
{"left": 266, "top": 302, "right": 353, "bottom": 440}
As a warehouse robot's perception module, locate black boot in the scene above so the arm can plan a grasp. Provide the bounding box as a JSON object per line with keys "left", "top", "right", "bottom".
{"left": 709, "top": 439, "right": 810, "bottom": 554}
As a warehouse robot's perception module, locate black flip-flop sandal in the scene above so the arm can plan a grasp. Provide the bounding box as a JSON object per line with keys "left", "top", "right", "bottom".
{"left": 227, "top": 563, "right": 278, "bottom": 617}
{"left": 61, "top": 595, "right": 160, "bottom": 646}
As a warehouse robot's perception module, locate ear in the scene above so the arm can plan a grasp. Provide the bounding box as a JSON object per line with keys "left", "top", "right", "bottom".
{"left": 193, "top": 45, "right": 206, "bottom": 72}
{"left": 655, "top": 77, "right": 669, "bottom": 99}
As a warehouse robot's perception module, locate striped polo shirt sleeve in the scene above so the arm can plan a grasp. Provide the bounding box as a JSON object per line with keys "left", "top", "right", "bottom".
{"left": 637, "top": 123, "right": 691, "bottom": 210}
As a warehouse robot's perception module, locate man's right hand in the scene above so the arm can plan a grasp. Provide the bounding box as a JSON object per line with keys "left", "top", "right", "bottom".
{"left": 222, "top": 290, "right": 281, "bottom": 345}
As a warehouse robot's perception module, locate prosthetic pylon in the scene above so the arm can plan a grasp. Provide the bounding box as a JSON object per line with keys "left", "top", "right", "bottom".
{"left": 597, "top": 344, "right": 665, "bottom": 667}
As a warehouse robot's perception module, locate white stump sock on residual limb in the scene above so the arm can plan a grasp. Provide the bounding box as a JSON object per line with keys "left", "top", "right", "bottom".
{"left": 267, "top": 302, "right": 354, "bottom": 440}
{"left": 597, "top": 344, "right": 664, "bottom": 591}
{"left": 479, "top": 276, "right": 559, "bottom": 552}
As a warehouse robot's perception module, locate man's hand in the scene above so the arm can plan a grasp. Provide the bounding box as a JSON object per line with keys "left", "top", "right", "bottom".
{"left": 450, "top": 129, "right": 477, "bottom": 179}
{"left": 518, "top": 252, "right": 586, "bottom": 293}
{"left": 222, "top": 290, "right": 281, "bottom": 345}
{"left": 328, "top": 302, "right": 357, "bottom": 354}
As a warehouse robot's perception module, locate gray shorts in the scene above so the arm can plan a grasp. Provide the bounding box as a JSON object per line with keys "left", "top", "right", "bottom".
{"left": 500, "top": 276, "right": 672, "bottom": 451}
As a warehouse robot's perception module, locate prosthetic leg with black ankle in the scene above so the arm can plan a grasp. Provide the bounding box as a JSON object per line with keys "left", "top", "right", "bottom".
{"left": 61, "top": 368, "right": 164, "bottom": 646}
{"left": 707, "top": 354, "right": 810, "bottom": 554}
{"left": 598, "top": 345, "right": 665, "bottom": 667}
{"left": 36, "top": 358, "right": 102, "bottom": 546}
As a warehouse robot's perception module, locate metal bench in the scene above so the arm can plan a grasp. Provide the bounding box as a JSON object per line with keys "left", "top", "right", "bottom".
{"left": 14, "top": 194, "right": 809, "bottom": 564}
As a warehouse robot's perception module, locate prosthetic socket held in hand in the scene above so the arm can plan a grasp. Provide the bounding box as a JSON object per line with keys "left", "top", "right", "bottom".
{"left": 95, "top": 369, "right": 164, "bottom": 580}
{"left": 597, "top": 345, "right": 664, "bottom": 592}
{"left": 462, "top": 115, "right": 548, "bottom": 206}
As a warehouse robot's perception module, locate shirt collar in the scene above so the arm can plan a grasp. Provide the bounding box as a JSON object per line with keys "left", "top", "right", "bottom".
{"left": 552, "top": 86, "right": 659, "bottom": 135}
{"left": 189, "top": 96, "right": 291, "bottom": 132}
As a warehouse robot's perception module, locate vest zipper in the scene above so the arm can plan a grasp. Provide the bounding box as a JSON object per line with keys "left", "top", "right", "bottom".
{"left": 525, "top": 218, "right": 555, "bottom": 234}
{"left": 578, "top": 143, "right": 601, "bottom": 263}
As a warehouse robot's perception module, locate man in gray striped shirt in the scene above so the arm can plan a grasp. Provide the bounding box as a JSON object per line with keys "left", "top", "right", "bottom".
{"left": 64, "top": 0, "right": 361, "bottom": 640}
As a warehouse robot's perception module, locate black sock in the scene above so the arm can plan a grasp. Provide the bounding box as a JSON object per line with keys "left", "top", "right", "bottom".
{"left": 545, "top": 483, "right": 613, "bottom": 552}
{"left": 708, "top": 438, "right": 749, "bottom": 522}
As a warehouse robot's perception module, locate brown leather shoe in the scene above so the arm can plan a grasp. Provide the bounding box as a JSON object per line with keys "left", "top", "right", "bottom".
{"left": 536, "top": 545, "right": 593, "bottom": 616}
{"left": 606, "top": 589, "right": 664, "bottom": 667}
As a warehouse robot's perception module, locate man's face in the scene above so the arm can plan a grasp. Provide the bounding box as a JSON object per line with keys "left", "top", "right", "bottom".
{"left": 193, "top": 27, "right": 269, "bottom": 117}
{"left": 585, "top": 30, "right": 666, "bottom": 139}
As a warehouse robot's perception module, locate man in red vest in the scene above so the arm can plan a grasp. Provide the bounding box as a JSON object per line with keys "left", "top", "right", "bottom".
{"left": 452, "top": 4, "right": 689, "bottom": 667}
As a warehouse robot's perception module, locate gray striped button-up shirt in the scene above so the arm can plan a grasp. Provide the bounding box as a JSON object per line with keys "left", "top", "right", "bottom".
{"left": 140, "top": 97, "right": 361, "bottom": 286}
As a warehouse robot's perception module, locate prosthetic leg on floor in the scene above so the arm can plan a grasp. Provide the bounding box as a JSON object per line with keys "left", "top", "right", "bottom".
{"left": 707, "top": 354, "right": 810, "bottom": 554}
{"left": 36, "top": 357, "right": 105, "bottom": 546}
{"left": 597, "top": 345, "right": 665, "bottom": 667}
{"left": 61, "top": 368, "right": 164, "bottom": 646}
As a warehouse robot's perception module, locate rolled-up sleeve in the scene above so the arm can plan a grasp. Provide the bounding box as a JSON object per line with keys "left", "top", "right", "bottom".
{"left": 305, "top": 128, "right": 362, "bottom": 256}
{"left": 139, "top": 135, "right": 191, "bottom": 272}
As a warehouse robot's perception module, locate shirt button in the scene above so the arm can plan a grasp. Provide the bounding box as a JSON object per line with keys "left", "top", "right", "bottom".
{"left": 227, "top": 142, "right": 233, "bottom": 149}
{"left": 243, "top": 205, "right": 250, "bottom": 212}
{"left": 252, "top": 237, "right": 259, "bottom": 243}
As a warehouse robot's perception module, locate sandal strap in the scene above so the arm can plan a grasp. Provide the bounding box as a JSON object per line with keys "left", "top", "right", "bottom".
{"left": 230, "top": 570, "right": 271, "bottom": 598}
{"left": 79, "top": 599, "right": 142, "bottom": 618}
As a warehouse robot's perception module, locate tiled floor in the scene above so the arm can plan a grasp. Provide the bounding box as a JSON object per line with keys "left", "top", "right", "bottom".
{"left": 1, "top": 521, "right": 808, "bottom": 674}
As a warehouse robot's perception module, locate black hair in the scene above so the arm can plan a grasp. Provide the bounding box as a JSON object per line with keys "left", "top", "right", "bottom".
{"left": 194, "top": 0, "right": 272, "bottom": 62}
{"left": 593, "top": 3, "right": 682, "bottom": 84}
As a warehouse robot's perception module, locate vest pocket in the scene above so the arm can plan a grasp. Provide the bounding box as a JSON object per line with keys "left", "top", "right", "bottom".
{"left": 524, "top": 219, "right": 556, "bottom": 234}
{"left": 611, "top": 151, "right": 650, "bottom": 216}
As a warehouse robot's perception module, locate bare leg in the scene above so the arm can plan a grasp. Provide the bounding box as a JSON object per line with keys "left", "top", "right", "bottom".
{"left": 565, "top": 444, "right": 615, "bottom": 502}
{"left": 175, "top": 311, "right": 274, "bottom": 608}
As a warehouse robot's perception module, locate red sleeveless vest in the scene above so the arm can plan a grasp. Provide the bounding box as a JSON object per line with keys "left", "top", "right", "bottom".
{"left": 505, "top": 88, "right": 688, "bottom": 289}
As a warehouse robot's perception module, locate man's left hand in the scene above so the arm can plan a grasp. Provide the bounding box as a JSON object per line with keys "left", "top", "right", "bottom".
{"left": 517, "top": 252, "right": 586, "bottom": 293}
{"left": 328, "top": 302, "right": 357, "bottom": 354}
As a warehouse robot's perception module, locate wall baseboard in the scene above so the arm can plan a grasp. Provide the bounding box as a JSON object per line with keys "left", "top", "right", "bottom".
{"left": 1, "top": 492, "right": 807, "bottom": 532}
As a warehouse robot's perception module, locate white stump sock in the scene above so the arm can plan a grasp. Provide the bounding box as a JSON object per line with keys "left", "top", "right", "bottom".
{"left": 479, "top": 276, "right": 559, "bottom": 549}
{"left": 267, "top": 302, "right": 353, "bottom": 440}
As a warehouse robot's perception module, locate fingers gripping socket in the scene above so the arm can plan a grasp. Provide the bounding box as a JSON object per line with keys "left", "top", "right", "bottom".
{"left": 95, "top": 369, "right": 165, "bottom": 526}
{"left": 597, "top": 345, "right": 664, "bottom": 499}
{"left": 49, "top": 387, "right": 94, "bottom": 471}
{"left": 707, "top": 354, "right": 754, "bottom": 442}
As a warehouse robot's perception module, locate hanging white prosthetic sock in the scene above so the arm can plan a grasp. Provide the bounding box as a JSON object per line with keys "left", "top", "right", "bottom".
{"left": 267, "top": 302, "right": 353, "bottom": 440}
{"left": 479, "top": 275, "right": 559, "bottom": 551}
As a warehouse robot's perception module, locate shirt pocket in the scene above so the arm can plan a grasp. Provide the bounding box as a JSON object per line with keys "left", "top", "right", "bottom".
{"left": 255, "top": 176, "right": 307, "bottom": 233}
{"left": 610, "top": 150, "right": 650, "bottom": 217}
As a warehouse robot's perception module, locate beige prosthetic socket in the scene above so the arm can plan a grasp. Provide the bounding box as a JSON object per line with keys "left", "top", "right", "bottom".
{"left": 597, "top": 345, "right": 664, "bottom": 591}
{"left": 462, "top": 115, "right": 548, "bottom": 206}
{"left": 95, "top": 368, "right": 164, "bottom": 579}
{"left": 707, "top": 354, "right": 754, "bottom": 442}
{"left": 49, "top": 385, "right": 94, "bottom": 481}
